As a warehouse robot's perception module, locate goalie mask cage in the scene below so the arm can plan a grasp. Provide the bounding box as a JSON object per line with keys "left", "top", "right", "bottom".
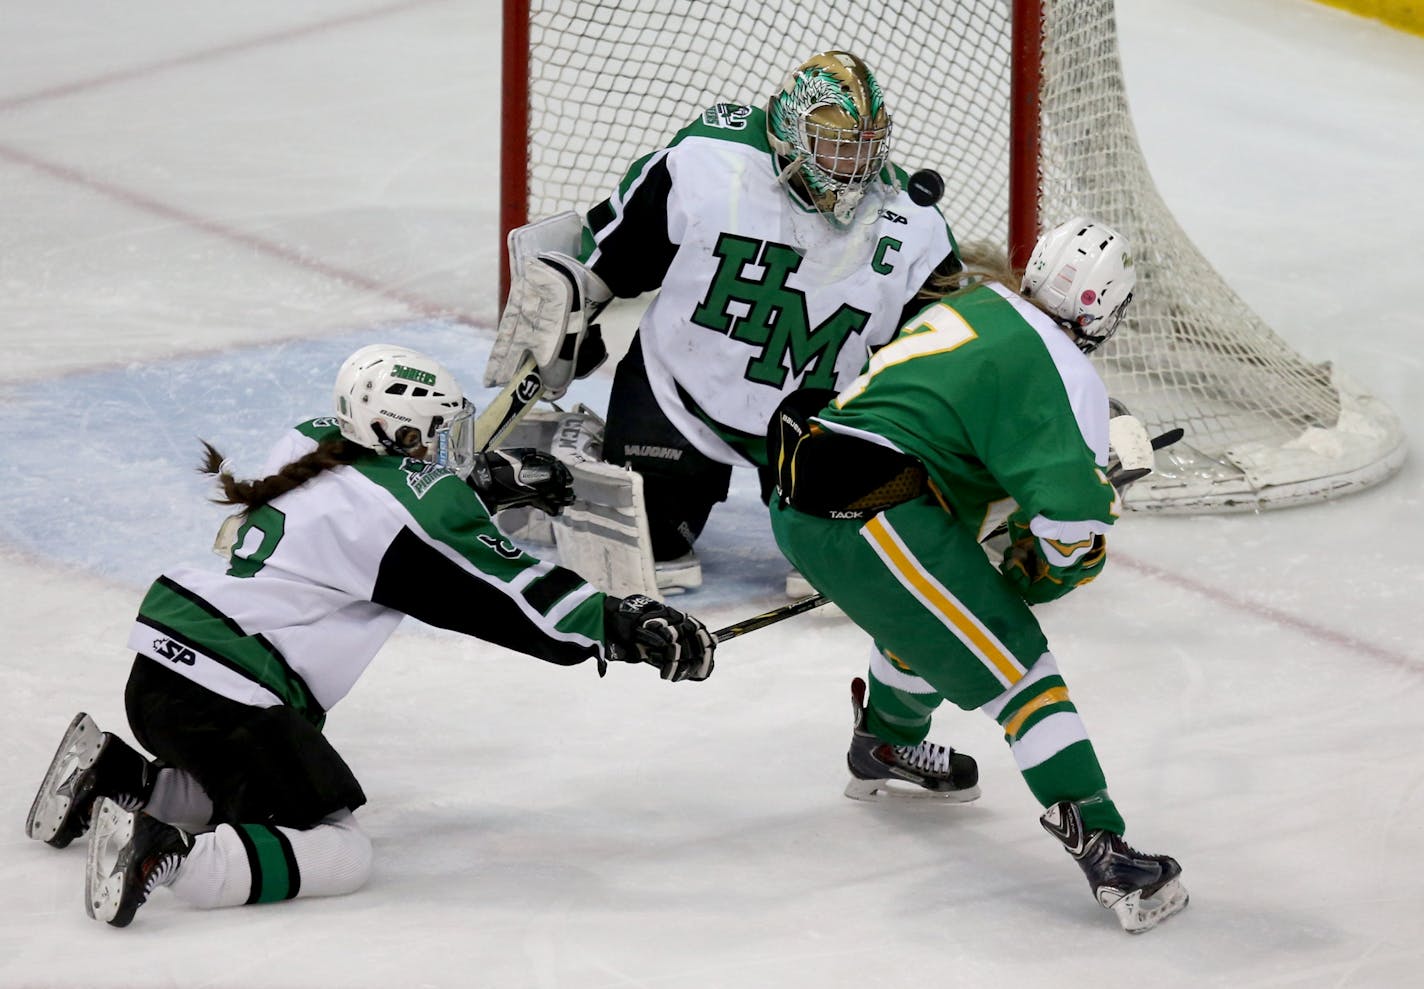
{"left": 500, "top": 0, "right": 1404, "bottom": 512}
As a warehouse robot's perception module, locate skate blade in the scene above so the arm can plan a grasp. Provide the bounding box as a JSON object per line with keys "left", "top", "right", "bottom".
{"left": 844, "top": 777, "right": 982, "bottom": 803}
{"left": 26, "top": 713, "right": 100, "bottom": 844}
{"left": 1105, "top": 877, "right": 1190, "bottom": 934}
{"left": 85, "top": 798, "right": 136, "bottom": 924}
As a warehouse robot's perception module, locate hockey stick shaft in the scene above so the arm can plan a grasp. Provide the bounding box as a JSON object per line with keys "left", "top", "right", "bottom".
{"left": 712, "top": 593, "right": 831, "bottom": 643}
{"left": 472, "top": 353, "right": 545, "bottom": 452}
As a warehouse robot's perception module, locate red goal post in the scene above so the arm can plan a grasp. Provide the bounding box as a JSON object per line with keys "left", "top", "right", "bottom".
{"left": 500, "top": 0, "right": 1404, "bottom": 512}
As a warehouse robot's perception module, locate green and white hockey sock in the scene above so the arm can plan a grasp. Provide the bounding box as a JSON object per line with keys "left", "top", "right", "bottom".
{"left": 980, "top": 652, "right": 1124, "bottom": 834}
{"left": 864, "top": 646, "right": 946, "bottom": 746}
{"left": 168, "top": 810, "right": 372, "bottom": 909}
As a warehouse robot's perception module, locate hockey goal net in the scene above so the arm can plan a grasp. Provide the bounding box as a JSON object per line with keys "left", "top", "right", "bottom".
{"left": 500, "top": 0, "right": 1404, "bottom": 512}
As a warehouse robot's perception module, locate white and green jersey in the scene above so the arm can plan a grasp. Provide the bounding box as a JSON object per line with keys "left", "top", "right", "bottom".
{"left": 128, "top": 418, "right": 609, "bottom": 724}
{"left": 819, "top": 282, "right": 1121, "bottom": 557}
{"left": 583, "top": 103, "right": 958, "bottom": 466}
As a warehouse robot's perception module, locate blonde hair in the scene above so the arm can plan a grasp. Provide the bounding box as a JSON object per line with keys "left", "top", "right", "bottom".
{"left": 916, "top": 239, "right": 1020, "bottom": 298}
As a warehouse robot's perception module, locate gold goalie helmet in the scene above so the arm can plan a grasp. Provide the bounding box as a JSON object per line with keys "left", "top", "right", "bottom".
{"left": 767, "top": 50, "right": 892, "bottom": 227}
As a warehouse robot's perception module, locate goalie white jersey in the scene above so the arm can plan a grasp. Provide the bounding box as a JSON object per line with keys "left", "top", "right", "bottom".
{"left": 583, "top": 103, "right": 958, "bottom": 467}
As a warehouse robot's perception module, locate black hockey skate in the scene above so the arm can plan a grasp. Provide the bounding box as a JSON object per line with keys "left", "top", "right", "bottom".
{"left": 86, "top": 798, "right": 193, "bottom": 928}
{"left": 1040, "top": 800, "right": 1189, "bottom": 933}
{"left": 844, "top": 677, "right": 980, "bottom": 802}
{"left": 26, "top": 713, "right": 155, "bottom": 849}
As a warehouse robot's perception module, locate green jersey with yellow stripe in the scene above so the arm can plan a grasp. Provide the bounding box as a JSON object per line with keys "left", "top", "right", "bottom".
{"left": 771, "top": 281, "right": 1131, "bottom": 836}
{"left": 817, "top": 281, "right": 1120, "bottom": 565}
{"left": 129, "top": 418, "right": 609, "bottom": 724}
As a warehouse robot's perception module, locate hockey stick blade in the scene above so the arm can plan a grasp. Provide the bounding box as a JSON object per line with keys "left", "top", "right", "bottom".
{"left": 1106, "top": 424, "right": 1185, "bottom": 490}
{"left": 1151, "top": 427, "right": 1185, "bottom": 451}
{"left": 712, "top": 593, "right": 830, "bottom": 643}
{"left": 472, "top": 355, "right": 545, "bottom": 452}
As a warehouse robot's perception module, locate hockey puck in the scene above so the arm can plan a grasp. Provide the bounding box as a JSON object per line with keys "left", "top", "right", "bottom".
{"left": 907, "top": 169, "right": 944, "bottom": 207}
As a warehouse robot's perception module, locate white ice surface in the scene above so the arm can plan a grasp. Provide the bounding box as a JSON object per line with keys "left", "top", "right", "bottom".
{"left": 1, "top": 2, "right": 1422, "bottom": 986}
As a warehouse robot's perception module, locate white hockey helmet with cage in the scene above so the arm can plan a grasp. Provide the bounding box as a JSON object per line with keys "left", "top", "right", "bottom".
{"left": 767, "top": 50, "right": 892, "bottom": 227}
{"left": 1022, "top": 217, "right": 1137, "bottom": 353}
{"left": 333, "top": 344, "right": 477, "bottom": 477}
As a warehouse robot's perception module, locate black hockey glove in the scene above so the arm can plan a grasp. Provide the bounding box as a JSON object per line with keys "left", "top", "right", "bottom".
{"left": 602, "top": 595, "right": 715, "bottom": 682}
{"left": 467, "top": 448, "right": 576, "bottom": 517}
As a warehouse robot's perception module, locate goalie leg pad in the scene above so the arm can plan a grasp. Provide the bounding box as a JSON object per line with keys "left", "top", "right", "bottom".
{"left": 498, "top": 405, "right": 661, "bottom": 599}
{"left": 492, "top": 405, "right": 617, "bottom": 545}
{"left": 554, "top": 458, "right": 660, "bottom": 600}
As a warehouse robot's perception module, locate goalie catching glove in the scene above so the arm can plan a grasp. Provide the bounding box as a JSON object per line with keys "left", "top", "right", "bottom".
{"left": 466, "top": 448, "right": 576, "bottom": 516}
{"left": 532, "top": 253, "right": 611, "bottom": 395}
{"left": 602, "top": 595, "right": 715, "bottom": 682}
{"left": 487, "top": 211, "right": 613, "bottom": 398}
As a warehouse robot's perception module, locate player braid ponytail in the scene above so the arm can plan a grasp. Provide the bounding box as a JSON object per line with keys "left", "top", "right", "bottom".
{"left": 197, "top": 438, "right": 366, "bottom": 514}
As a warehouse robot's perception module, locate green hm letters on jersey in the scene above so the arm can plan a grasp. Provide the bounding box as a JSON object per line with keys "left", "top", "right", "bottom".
{"left": 691, "top": 233, "right": 874, "bottom": 389}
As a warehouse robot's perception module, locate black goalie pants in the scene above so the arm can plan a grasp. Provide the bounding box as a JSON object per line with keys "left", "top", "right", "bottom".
{"left": 603, "top": 333, "right": 774, "bottom": 560}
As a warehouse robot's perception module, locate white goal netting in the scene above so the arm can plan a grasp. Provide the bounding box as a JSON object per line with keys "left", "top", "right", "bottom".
{"left": 514, "top": 0, "right": 1404, "bottom": 511}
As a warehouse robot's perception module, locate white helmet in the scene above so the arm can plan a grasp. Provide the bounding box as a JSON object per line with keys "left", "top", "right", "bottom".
{"left": 1022, "top": 217, "right": 1136, "bottom": 353}
{"left": 332, "top": 344, "right": 477, "bottom": 477}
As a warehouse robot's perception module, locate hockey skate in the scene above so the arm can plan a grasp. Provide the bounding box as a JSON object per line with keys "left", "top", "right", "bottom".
{"left": 86, "top": 798, "right": 193, "bottom": 928}
{"left": 1040, "top": 800, "right": 1188, "bottom": 933}
{"left": 27, "top": 713, "right": 154, "bottom": 849}
{"left": 654, "top": 552, "right": 702, "bottom": 594}
{"left": 844, "top": 677, "right": 980, "bottom": 801}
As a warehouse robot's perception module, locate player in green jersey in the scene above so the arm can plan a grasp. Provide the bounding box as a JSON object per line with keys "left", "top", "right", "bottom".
{"left": 27, "top": 344, "right": 715, "bottom": 928}
{"left": 769, "top": 218, "right": 1187, "bottom": 933}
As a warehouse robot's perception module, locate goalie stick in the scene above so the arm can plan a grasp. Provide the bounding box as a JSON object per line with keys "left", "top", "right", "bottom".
{"left": 472, "top": 353, "right": 545, "bottom": 452}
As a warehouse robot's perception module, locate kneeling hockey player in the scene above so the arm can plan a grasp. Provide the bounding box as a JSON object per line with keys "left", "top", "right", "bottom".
{"left": 26, "top": 343, "right": 715, "bottom": 927}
